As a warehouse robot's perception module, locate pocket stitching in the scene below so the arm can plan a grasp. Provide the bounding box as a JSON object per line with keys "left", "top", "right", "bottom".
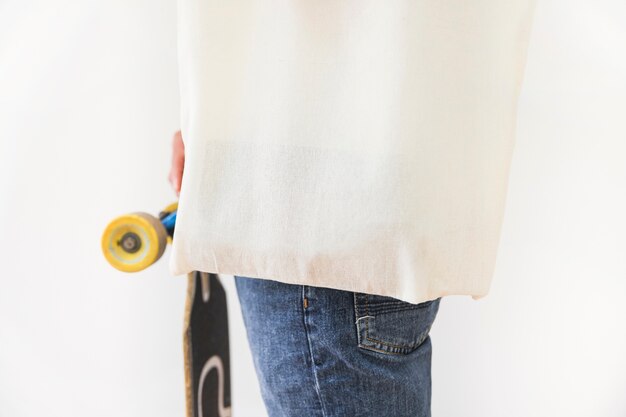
{"left": 357, "top": 294, "right": 430, "bottom": 354}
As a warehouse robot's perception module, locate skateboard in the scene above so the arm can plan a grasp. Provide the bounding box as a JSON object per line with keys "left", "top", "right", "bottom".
{"left": 101, "top": 203, "right": 232, "bottom": 417}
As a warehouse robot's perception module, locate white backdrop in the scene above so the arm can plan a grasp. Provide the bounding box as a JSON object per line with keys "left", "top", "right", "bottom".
{"left": 1, "top": 1, "right": 624, "bottom": 416}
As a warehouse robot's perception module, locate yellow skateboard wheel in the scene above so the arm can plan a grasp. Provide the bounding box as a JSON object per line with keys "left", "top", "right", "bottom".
{"left": 101, "top": 212, "right": 168, "bottom": 272}
{"left": 161, "top": 202, "right": 178, "bottom": 215}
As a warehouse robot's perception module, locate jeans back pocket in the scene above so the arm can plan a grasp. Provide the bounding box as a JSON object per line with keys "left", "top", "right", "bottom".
{"left": 353, "top": 292, "right": 441, "bottom": 355}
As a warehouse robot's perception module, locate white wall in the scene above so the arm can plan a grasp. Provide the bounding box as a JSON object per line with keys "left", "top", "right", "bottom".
{"left": 0, "top": 1, "right": 624, "bottom": 416}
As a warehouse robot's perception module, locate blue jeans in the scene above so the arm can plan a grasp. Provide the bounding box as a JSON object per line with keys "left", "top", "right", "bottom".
{"left": 234, "top": 275, "right": 442, "bottom": 417}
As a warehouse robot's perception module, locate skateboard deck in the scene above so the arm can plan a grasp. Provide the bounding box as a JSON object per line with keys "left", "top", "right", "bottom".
{"left": 102, "top": 203, "right": 231, "bottom": 417}
{"left": 183, "top": 271, "right": 232, "bottom": 417}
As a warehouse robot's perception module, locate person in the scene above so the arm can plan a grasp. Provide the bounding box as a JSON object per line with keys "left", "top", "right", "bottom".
{"left": 169, "top": 130, "right": 442, "bottom": 416}
{"left": 168, "top": 2, "right": 537, "bottom": 415}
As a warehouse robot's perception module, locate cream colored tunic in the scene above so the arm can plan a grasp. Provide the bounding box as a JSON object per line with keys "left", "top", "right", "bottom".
{"left": 169, "top": 0, "right": 537, "bottom": 304}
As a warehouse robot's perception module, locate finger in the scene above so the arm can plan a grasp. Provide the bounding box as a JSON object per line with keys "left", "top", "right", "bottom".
{"left": 172, "top": 131, "right": 184, "bottom": 151}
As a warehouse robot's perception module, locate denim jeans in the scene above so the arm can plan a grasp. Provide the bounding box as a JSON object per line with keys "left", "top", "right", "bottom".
{"left": 234, "top": 275, "right": 442, "bottom": 417}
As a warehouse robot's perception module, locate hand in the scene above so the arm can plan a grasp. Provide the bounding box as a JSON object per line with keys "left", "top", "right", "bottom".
{"left": 168, "top": 130, "right": 185, "bottom": 196}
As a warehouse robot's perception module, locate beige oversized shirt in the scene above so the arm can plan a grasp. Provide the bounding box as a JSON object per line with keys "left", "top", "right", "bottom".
{"left": 169, "top": 0, "right": 537, "bottom": 304}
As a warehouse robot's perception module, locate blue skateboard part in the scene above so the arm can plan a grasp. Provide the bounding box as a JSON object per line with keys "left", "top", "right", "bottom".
{"left": 162, "top": 211, "right": 177, "bottom": 235}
